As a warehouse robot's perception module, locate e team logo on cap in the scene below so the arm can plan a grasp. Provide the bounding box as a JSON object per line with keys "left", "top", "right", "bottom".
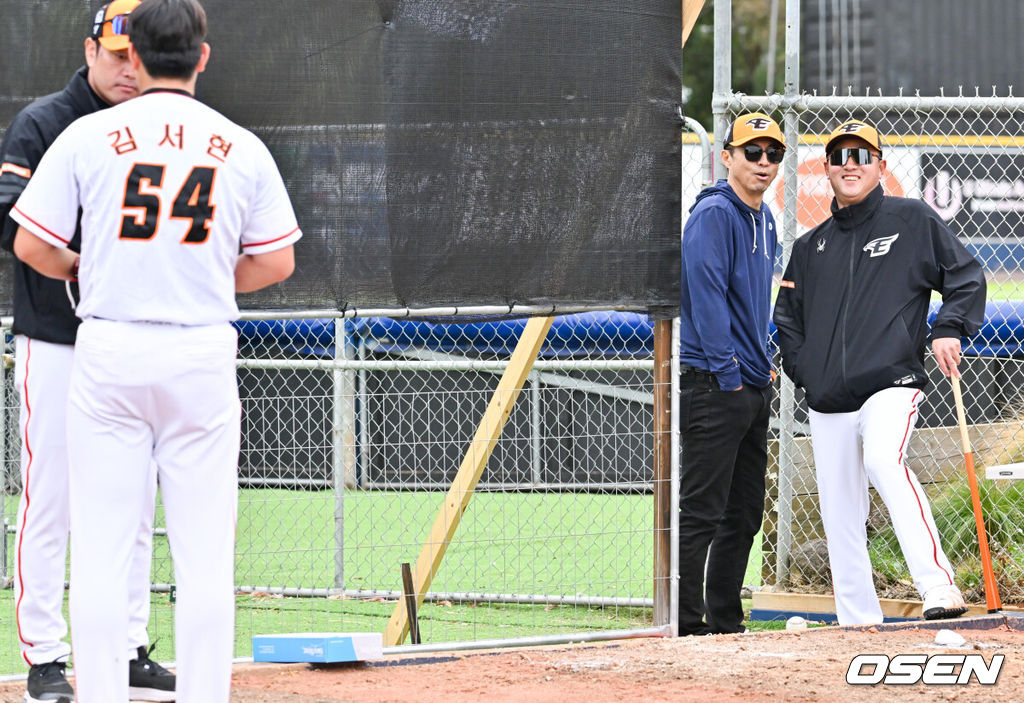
{"left": 725, "top": 112, "right": 785, "bottom": 147}
{"left": 839, "top": 122, "right": 868, "bottom": 134}
{"left": 825, "top": 119, "right": 883, "bottom": 154}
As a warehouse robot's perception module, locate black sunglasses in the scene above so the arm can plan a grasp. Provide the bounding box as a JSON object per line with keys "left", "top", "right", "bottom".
{"left": 737, "top": 144, "right": 785, "bottom": 164}
{"left": 828, "top": 147, "right": 881, "bottom": 166}
{"left": 93, "top": 13, "right": 130, "bottom": 40}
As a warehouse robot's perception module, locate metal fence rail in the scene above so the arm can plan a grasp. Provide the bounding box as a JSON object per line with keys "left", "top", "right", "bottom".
{"left": 1, "top": 310, "right": 669, "bottom": 672}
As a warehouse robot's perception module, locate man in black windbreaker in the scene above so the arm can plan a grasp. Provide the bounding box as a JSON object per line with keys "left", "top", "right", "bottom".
{"left": 773, "top": 119, "right": 986, "bottom": 626}
{"left": 0, "top": 2, "right": 174, "bottom": 700}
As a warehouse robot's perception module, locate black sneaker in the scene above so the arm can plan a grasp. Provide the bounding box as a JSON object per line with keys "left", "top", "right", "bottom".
{"left": 128, "top": 645, "right": 176, "bottom": 702}
{"left": 24, "top": 660, "right": 74, "bottom": 703}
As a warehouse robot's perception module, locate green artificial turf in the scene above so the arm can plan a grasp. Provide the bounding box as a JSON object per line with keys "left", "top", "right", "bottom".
{"left": 1, "top": 489, "right": 764, "bottom": 675}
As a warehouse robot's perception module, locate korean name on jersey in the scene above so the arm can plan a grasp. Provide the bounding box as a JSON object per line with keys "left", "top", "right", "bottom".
{"left": 11, "top": 91, "right": 301, "bottom": 326}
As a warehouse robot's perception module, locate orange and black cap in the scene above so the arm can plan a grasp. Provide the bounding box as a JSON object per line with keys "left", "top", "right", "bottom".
{"left": 91, "top": 0, "right": 141, "bottom": 52}
{"left": 724, "top": 112, "right": 785, "bottom": 148}
{"left": 825, "top": 120, "right": 883, "bottom": 155}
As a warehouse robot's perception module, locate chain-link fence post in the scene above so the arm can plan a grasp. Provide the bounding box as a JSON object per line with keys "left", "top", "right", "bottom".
{"left": 653, "top": 319, "right": 672, "bottom": 628}
{"left": 774, "top": 0, "right": 803, "bottom": 590}
{"left": 712, "top": 0, "right": 732, "bottom": 181}
{"left": 338, "top": 318, "right": 358, "bottom": 490}
{"left": 357, "top": 339, "right": 370, "bottom": 489}
{"left": 529, "top": 373, "right": 543, "bottom": 485}
{"left": 332, "top": 317, "right": 351, "bottom": 589}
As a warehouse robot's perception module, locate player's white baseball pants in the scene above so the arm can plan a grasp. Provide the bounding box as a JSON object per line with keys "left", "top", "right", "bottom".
{"left": 808, "top": 387, "right": 957, "bottom": 626}
{"left": 13, "top": 336, "right": 155, "bottom": 667}
{"left": 67, "top": 320, "right": 239, "bottom": 703}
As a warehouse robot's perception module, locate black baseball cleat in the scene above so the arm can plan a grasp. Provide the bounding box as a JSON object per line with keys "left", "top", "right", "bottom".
{"left": 922, "top": 585, "right": 969, "bottom": 621}
{"left": 128, "top": 645, "right": 176, "bottom": 702}
{"left": 24, "top": 660, "right": 74, "bottom": 703}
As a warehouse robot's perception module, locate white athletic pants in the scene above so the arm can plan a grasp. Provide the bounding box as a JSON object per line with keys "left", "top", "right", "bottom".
{"left": 13, "top": 336, "right": 155, "bottom": 666}
{"left": 67, "top": 320, "right": 239, "bottom": 703}
{"left": 808, "top": 387, "right": 957, "bottom": 626}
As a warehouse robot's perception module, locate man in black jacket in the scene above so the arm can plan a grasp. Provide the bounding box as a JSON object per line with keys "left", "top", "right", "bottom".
{"left": 773, "top": 119, "right": 986, "bottom": 626}
{"left": 0, "top": 2, "right": 174, "bottom": 700}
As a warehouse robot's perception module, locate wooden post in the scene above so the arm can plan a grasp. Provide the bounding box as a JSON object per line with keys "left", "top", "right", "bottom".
{"left": 400, "top": 562, "right": 421, "bottom": 644}
{"left": 682, "top": 0, "right": 706, "bottom": 47}
{"left": 384, "top": 315, "right": 555, "bottom": 646}
{"left": 652, "top": 319, "right": 673, "bottom": 627}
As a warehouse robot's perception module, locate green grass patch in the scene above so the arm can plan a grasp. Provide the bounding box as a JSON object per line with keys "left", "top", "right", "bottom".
{"left": 931, "top": 478, "right": 1024, "bottom": 594}
{"left": 152, "top": 488, "right": 761, "bottom": 597}
{"left": 868, "top": 477, "right": 1024, "bottom": 594}
{"left": 2, "top": 489, "right": 764, "bottom": 676}
{"left": 981, "top": 279, "right": 1024, "bottom": 302}
{"left": 155, "top": 490, "right": 663, "bottom": 597}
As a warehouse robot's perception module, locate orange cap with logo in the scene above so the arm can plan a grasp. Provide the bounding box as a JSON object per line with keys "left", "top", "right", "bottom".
{"left": 825, "top": 120, "right": 883, "bottom": 154}
{"left": 91, "top": 0, "right": 141, "bottom": 52}
{"left": 724, "top": 112, "right": 785, "bottom": 148}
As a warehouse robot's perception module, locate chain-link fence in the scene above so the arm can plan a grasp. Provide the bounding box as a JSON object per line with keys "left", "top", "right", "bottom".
{"left": 698, "top": 94, "right": 1024, "bottom": 609}
{"left": 4, "top": 98, "right": 1021, "bottom": 673}
{"left": 1, "top": 311, "right": 668, "bottom": 673}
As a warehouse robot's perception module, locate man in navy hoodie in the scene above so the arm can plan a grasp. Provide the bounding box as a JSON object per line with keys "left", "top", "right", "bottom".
{"left": 677, "top": 112, "right": 784, "bottom": 635}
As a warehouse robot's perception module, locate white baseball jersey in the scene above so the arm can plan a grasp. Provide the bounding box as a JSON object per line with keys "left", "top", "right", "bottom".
{"left": 11, "top": 88, "right": 301, "bottom": 325}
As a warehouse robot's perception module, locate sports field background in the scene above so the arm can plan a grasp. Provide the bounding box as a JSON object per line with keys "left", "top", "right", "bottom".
{"left": 2, "top": 276, "right": 1020, "bottom": 676}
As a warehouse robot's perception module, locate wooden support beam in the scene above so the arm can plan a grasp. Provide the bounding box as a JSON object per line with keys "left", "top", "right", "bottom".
{"left": 682, "top": 0, "right": 706, "bottom": 47}
{"left": 384, "top": 315, "right": 555, "bottom": 646}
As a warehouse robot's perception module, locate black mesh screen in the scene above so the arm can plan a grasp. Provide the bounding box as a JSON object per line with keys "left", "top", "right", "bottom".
{"left": 1, "top": 0, "right": 681, "bottom": 312}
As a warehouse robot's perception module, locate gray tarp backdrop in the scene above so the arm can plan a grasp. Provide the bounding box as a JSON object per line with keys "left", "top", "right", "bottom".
{"left": 0, "top": 0, "right": 682, "bottom": 312}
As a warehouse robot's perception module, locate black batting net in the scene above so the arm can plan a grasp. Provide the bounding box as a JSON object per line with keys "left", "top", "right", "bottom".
{"left": 0, "top": 0, "right": 681, "bottom": 313}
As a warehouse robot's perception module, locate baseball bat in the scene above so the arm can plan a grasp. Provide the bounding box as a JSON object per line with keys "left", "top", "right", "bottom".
{"left": 950, "top": 374, "right": 1002, "bottom": 613}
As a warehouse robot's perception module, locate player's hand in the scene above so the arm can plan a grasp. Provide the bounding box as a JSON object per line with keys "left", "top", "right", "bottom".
{"left": 932, "top": 337, "right": 962, "bottom": 378}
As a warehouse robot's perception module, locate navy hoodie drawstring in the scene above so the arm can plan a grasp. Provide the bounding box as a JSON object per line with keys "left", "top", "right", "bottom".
{"left": 750, "top": 211, "right": 769, "bottom": 258}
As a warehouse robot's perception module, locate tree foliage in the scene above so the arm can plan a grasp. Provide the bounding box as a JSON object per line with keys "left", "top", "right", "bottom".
{"left": 682, "top": 0, "right": 785, "bottom": 131}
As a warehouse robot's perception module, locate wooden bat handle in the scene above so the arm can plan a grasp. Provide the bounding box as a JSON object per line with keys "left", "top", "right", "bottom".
{"left": 951, "top": 374, "right": 971, "bottom": 454}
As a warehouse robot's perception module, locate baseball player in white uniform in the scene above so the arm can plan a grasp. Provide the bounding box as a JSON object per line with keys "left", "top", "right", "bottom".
{"left": 10, "top": 0, "right": 300, "bottom": 700}
{"left": 0, "top": 2, "right": 175, "bottom": 701}
{"left": 774, "top": 120, "right": 986, "bottom": 626}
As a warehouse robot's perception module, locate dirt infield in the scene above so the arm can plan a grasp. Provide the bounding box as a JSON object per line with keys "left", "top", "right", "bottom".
{"left": 0, "top": 616, "right": 1021, "bottom": 702}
